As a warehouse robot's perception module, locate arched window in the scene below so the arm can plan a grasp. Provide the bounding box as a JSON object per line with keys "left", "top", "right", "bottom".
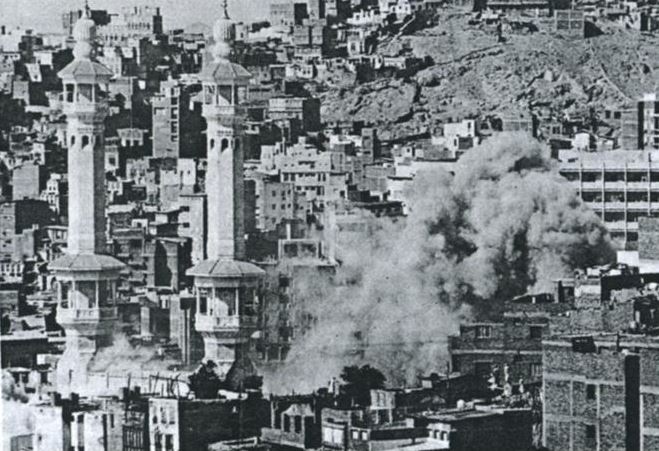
{"left": 221, "top": 138, "right": 229, "bottom": 151}
{"left": 210, "top": 139, "right": 215, "bottom": 149}
{"left": 82, "top": 135, "right": 90, "bottom": 147}
{"left": 70, "top": 135, "right": 76, "bottom": 146}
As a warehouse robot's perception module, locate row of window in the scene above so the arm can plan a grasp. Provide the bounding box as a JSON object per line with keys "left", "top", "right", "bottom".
{"left": 472, "top": 325, "right": 543, "bottom": 339}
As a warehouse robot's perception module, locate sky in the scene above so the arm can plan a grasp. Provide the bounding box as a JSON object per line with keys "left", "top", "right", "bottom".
{"left": 0, "top": 0, "right": 270, "bottom": 34}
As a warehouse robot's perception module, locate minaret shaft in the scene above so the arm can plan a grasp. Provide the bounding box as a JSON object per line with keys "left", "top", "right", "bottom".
{"left": 206, "top": 123, "right": 245, "bottom": 261}
{"left": 66, "top": 114, "right": 107, "bottom": 254}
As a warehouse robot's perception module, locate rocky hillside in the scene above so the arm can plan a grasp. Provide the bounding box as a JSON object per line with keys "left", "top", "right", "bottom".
{"left": 319, "top": 8, "right": 659, "bottom": 141}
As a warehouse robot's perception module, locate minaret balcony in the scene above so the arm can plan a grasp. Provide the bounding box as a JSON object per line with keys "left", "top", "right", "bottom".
{"left": 62, "top": 101, "right": 109, "bottom": 118}
{"left": 202, "top": 103, "right": 247, "bottom": 119}
{"left": 57, "top": 306, "right": 117, "bottom": 325}
{"left": 195, "top": 313, "right": 257, "bottom": 334}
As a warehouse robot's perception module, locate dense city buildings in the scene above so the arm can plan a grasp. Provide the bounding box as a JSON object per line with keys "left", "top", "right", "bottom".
{"left": 4, "top": 0, "right": 659, "bottom": 450}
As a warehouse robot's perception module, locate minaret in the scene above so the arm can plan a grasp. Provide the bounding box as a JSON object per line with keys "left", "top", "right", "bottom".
{"left": 50, "top": 3, "right": 124, "bottom": 395}
{"left": 187, "top": 0, "right": 264, "bottom": 379}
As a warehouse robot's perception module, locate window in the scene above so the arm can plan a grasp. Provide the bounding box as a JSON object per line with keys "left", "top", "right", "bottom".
{"left": 585, "top": 424, "right": 596, "bottom": 439}
{"left": 65, "top": 84, "right": 74, "bottom": 102}
{"left": 530, "top": 363, "right": 542, "bottom": 377}
{"left": 529, "top": 326, "right": 543, "bottom": 339}
{"left": 475, "top": 326, "right": 492, "bottom": 339}
{"left": 165, "top": 434, "right": 174, "bottom": 451}
{"left": 283, "top": 415, "right": 291, "bottom": 432}
{"left": 294, "top": 415, "right": 302, "bottom": 433}
{"left": 586, "top": 384, "right": 596, "bottom": 400}
{"left": 351, "top": 430, "right": 359, "bottom": 440}
{"left": 77, "top": 83, "right": 93, "bottom": 102}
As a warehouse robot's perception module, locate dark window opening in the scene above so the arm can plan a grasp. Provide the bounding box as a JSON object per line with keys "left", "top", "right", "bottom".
{"left": 586, "top": 384, "right": 596, "bottom": 400}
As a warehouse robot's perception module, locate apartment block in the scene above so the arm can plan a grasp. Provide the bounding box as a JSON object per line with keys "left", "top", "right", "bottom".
{"left": 559, "top": 150, "right": 659, "bottom": 249}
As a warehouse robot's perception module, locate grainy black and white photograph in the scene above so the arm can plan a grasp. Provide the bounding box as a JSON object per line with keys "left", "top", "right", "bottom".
{"left": 0, "top": 0, "right": 657, "bottom": 449}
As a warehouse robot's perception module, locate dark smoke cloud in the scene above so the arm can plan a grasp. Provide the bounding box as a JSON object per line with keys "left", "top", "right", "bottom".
{"left": 262, "top": 133, "right": 614, "bottom": 393}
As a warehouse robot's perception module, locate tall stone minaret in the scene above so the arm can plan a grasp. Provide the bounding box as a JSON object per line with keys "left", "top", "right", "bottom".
{"left": 51, "top": 3, "right": 125, "bottom": 395}
{"left": 187, "top": 0, "right": 264, "bottom": 379}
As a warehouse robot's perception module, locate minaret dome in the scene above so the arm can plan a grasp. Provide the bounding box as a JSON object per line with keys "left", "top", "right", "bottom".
{"left": 211, "top": 0, "right": 235, "bottom": 61}
{"left": 72, "top": 2, "right": 96, "bottom": 60}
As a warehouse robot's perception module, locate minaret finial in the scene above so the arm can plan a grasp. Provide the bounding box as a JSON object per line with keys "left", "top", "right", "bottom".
{"left": 72, "top": 0, "right": 96, "bottom": 60}
{"left": 211, "top": 0, "right": 235, "bottom": 61}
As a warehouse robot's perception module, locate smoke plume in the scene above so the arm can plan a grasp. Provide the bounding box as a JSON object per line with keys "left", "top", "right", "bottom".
{"left": 262, "top": 133, "right": 614, "bottom": 393}
{"left": 90, "top": 333, "right": 178, "bottom": 373}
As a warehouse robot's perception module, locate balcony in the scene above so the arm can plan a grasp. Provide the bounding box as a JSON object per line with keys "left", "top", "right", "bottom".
{"left": 626, "top": 202, "right": 651, "bottom": 211}
{"left": 202, "top": 104, "right": 247, "bottom": 119}
{"left": 62, "top": 101, "right": 109, "bottom": 117}
{"left": 603, "top": 181, "right": 626, "bottom": 190}
{"left": 583, "top": 201, "right": 603, "bottom": 210}
{"left": 604, "top": 221, "right": 628, "bottom": 231}
{"left": 580, "top": 182, "right": 603, "bottom": 191}
{"left": 195, "top": 314, "right": 258, "bottom": 332}
{"left": 57, "top": 307, "right": 117, "bottom": 324}
{"left": 603, "top": 202, "right": 626, "bottom": 210}
{"left": 625, "top": 182, "right": 651, "bottom": 191}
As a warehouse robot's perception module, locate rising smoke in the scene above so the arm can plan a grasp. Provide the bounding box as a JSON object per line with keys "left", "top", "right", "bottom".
{"left": 262, "top": 133, "right": 614, "bottom": 393}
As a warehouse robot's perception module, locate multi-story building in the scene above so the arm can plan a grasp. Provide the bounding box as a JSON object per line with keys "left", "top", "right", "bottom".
{"left": 11, "top": 162, "right": 47, "bottom": 201}
{"left": 635, "top": 93, "right": 659, "bottom": 150}
{"left": 40, "top": 173, "right": 67, "bottom": 217}
{"left": 178, "top": 193, "right": 207, "bottom": 265}
{"left": 96, "top": 6, "right": 163, "bottom": 46}
{"left": 449, "top": 292, "right": 573, "bottom": 385}
{"left": 270, "top": 1, "right": 310, "bottom": 27}
{"left": 268, "top": 96, "right": 321, "bottom": 133}
{"left": 543, "top": 330, "right": 659, "bottom": 451}
{"left": 246, "top": 171, "right": 307, "bottom": 232}
{"left": 152, "top": 80, "right": 184, "bottom": 160}
{"left": 0, "top": 199, "right": 52, "bottom": 261}
{"left": 148, "top": 396, "right": 268, "bottom": 451}
{"left": 260, "top": 140, "right": 349, "bottom": 211}
{"left": 558, "top": 149, "right": 659, "bottom": 249}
